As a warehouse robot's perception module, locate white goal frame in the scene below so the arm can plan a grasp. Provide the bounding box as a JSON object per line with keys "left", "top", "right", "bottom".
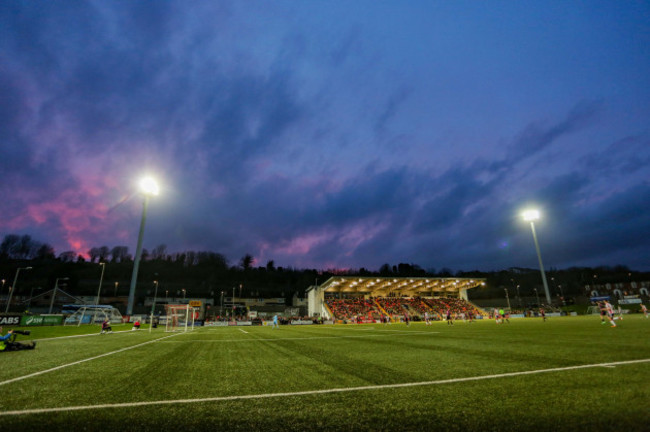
{"left": 64, "top": 306, "right": 123, "bottom": 326}
{"left": 165, "top": 304, "right": 196, "bottom": 332}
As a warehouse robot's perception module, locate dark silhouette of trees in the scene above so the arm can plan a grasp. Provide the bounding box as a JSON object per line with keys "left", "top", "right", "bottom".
{"left": 151, "top": 244, "right": 167, "bottom": 260}
{"left": 98, "top": 246, "right": 110, "bottom": 262}
{"left": 0, "top": 234, "right": 21, "bottom": 257}
{"left": 1, "top": 234, "right": 52, "bottom": 260}
{"left": 35, "top": 243, "right": 55, "bottom": 260}
{"left": 1, "top": 232, "right": 648, "bottom": 310}
{"left": 88, "top": 247, "right": 100, "bottom": 263}
{"left": 110, "top": 246, "right": 130, "bottom": 263}
{"left": 240, "top": 254, "right": 254, "bottom": 271}
{"left": 59, "top": 251, "right": 76, "bottom": 262}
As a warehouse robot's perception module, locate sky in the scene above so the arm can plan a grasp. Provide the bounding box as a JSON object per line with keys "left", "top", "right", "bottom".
{"left": 1, "top": 1, "right": 649, "bottom": 272}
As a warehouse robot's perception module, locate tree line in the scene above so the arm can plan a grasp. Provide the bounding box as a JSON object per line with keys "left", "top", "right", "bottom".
{"left": 1, "top": 233, "right": 647, "bottom": 303}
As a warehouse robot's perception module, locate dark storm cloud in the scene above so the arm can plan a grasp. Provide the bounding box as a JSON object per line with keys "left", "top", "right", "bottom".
{"left": 581, "top": 135, "right": 650, "bottom": 177}
{"left": 490, "top": 99, "right": 604, "bottom": 173}
{"left": 411, "top": 100, "right": 602, "bottom": 235}
{"left": 537, "top": 181, "right": 650, "bottom": 270}
{"left": 1, "top": 1, "right": 649, "bottom": 271}
{"left": 0, "top": 71, "right": 31, "bottom": 172}
{"left": 194, "top": 72, "right": 304, "bottom": 179}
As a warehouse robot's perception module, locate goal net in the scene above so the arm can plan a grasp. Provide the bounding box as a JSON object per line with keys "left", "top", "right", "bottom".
{"left": 64, "top": 306, "right": 123, "bottom": 326}
{"left": 165, "top": 304, "right": 196, "bottom": 332}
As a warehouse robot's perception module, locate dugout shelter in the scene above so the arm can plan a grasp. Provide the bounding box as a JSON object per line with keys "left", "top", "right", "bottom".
{"left": 307, "top": 276, "right": 485, "bottom": 319}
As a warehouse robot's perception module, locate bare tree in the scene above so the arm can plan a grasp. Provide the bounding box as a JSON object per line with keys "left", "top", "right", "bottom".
{"left": 240, "top": 254, "right": 254, "bottom": 271}
{"left": 36, "top": 243, "right": 55, "bottom": 260}
{"left": 151, "top": 244, "right": 167, "bottom": 260}
{"left": 59, "top": 251, "right": 76, "bottom": 262}
{"left": 98, "top": 246, "right": 110, "bottom": 262}
{"left": 185, "top": 251, "right": 197, "bottom": 266}
{"left": 88, "top": 247, "right": 100, "bottom": 263}
{"left": 17, "top": 235, "right": 34, "bottom": 258}
{"left": 0, "top": 234, "right": 20, "bottom": 257}
{"left": 110, "top": 246, "right": 130, "bottom": 263}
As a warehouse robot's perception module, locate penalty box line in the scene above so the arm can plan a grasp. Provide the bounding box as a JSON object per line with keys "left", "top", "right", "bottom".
{"left": 2, "top": 357, "right": 649, "bottom": 417}
{"left": 0, "top": 332, "right": 186, "bottom": 388}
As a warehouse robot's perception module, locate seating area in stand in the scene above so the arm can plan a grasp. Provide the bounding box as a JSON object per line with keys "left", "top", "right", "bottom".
{"left": 325, "top": 296, "right": 481, "bottom": 321}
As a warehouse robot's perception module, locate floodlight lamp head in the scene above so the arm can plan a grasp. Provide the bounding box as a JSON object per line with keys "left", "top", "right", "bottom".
{"left": 139, "top": 177, "right": 160, "bottom": 196}
{"left": 522, "top": 209, "right": 540, "bottom": 222}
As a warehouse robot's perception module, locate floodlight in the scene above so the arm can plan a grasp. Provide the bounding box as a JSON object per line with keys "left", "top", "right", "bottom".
{"left": 522, "top": 209, "right": 540, "bottom": 222}
{"left": 139, "top": 177, "right": 160, "bottom": 196}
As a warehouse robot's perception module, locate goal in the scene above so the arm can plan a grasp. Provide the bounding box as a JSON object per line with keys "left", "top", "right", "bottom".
{"left": 64, "top": 305, "right": 123, "bottom": 326}
{"left": 165, "top": 304, "right": 196, "bottom": 332}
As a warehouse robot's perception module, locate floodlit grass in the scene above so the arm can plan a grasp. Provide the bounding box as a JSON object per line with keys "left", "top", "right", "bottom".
{"left": 1, "top": 316, "right": 649, "bottom": 431}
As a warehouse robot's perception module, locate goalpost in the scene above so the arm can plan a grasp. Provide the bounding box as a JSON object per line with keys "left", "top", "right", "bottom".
{"left": 64, "top": 306, "right": 123, "bottom": 326}
{"left": 165, "top": 304, "right": 196, "bottom": 332}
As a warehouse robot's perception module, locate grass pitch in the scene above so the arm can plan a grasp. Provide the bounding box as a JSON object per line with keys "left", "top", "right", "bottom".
{"left": 1, "top": 316, "right": 649, "bottom": 431}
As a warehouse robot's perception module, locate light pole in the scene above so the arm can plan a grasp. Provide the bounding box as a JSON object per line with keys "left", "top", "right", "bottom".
{"left": 96, "top": 262, "right": 106, "bottom": 306}
{"left": 127, "top": 176, "right": 160, "bottom": 316}
{"left": 114, "top": 281, "right": 119, "bottom": 296}
{"left": 49, "top": 277, "right": 69, "bottom": 314}
{"left": 522, "top": 209, "right": 551, "bottom": 305}
{"left": 533, "top": 288, "right": 540, "bottom": 308}
{"left": 504, "top": 288, "right": 511, "bottom": 310}
{"left": 516, "top": 285, "right": 521, "bottom": 308}
{"left": 151, "top": 280, "right": 159, "bottom": 316}
{"left": 220, "top": 291, "right": 224, "bottom": 317}
{"left": 1, "top": 279, "right": 5, "bottom": 307}
{"left": 27, "top": 287, "right": 40, "bottom": 309}
{"left": 5, "top": 266, "right": 32, "bottom": 313}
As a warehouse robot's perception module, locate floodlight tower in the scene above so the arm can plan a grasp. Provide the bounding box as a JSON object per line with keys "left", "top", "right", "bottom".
{"left": 522, "top": 209, "right": 552, "bottom": 305}
{"left": 95, "top": 262, "right": 106, "bottom": 306}
{"left": 48, "top": 277, "right": 69, "bottom": 314}
{"left": 5, "top": 267, "right": 32, "bottom": 313}
{"left": 127, "top": 176, "right": 159, "bottom": 316}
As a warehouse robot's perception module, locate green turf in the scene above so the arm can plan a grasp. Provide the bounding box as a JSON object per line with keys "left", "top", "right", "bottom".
{"left": 1, "top": 316, "right": 649, "bottom": 431}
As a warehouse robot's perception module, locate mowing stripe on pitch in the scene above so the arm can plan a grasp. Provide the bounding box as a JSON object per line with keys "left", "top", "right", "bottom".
{"left": 0, "top": 332, "right": 185, "bottom": 388}
{"left": 34, "top": 328, "right": 136, "bottom": 341}
{"left": 160, "top": 331, "right": 436, "bottom": 343}
{"left": 1, "top": 357, "right": 649, "bottom": 416}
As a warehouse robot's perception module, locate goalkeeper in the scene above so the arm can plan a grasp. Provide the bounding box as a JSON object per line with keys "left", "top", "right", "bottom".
{"left": 0, "top": 327, "right": 36, "bottom": 352}
{"left": 100, "top": 318, "right": 113, "bottom": 334}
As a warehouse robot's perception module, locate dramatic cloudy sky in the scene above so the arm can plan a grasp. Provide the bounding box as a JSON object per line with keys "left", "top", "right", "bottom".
{"left": 1, "top": 1, "right": 649, "bottom": 271}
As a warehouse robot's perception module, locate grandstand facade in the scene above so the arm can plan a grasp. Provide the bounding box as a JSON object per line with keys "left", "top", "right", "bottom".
{"left": 307, "top": 276, "right": 486, "bottom": 321}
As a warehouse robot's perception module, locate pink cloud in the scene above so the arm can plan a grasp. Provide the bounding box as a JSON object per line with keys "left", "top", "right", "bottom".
{"left": 3, "top": 172, "right": 129, "bottom": 257}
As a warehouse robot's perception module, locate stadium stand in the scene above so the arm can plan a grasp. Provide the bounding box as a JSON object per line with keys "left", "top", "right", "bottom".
{"left": 325, "top": 296, "right": 481, "bottom": 322}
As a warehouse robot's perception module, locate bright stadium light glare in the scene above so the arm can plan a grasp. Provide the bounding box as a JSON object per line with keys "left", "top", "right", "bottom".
{"left": 522, "top": 209, "right": 540, "bottom": 222}
{"left": 127, "top": 175, "right": 162, "bottom": 315}
{"left": 139, "top": 177, "right": 160, "bottom": 196}
{"left": 521, "top": 207, "right": 551, "bottom": 305}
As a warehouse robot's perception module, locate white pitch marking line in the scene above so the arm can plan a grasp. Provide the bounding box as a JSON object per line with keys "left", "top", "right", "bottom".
{"left": 238, "top": 329, "right": 249, "bottom": 334}
{"left": 34, "top": 329, "right": 135, "bottom": 341}
{"left": 0, "top": 332, "right": 185, "bottom": 388}
{"left": 1, "top": 357, "right": 648, "bottom": 417}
